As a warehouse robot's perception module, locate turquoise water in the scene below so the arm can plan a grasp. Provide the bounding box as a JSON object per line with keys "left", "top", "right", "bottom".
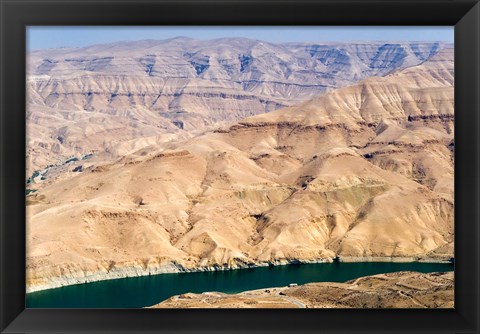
{"left": 26, "top": 262, "right": 453, "bottom": 308}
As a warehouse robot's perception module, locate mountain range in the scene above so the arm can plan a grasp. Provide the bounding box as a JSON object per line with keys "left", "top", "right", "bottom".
{"left": 26, "top": 38, "right": 451, "bottom": 173}
{"left": 26, "top": 40, "right": 454, "bottom": 292}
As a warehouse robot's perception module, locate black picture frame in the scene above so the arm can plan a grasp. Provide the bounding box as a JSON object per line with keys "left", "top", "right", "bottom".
{"left": 1, "top": 0, "right": 479, "bottom": 333}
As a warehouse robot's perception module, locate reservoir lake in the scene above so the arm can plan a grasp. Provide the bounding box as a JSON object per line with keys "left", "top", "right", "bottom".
{"left": 26, "top": 262, "right": 454, "bottom": 308}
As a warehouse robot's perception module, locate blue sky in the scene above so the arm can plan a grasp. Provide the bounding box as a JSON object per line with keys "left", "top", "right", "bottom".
{"left": 27, "top": 26, "right": 454, "bottom": 50}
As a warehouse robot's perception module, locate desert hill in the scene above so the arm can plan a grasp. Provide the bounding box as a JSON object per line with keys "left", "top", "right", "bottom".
{"left": 26, "top": 47, "right": 454, "bottom": 292}
{"left": 26, "top": 39, "right": 451, "bottom": 173}
{"left": 28, "top": 38, "right": 449, "bottom": 110}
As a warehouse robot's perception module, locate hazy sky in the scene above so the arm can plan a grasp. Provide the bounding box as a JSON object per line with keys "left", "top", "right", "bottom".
{"left": 27, "top": 26, "right": 454, "bottom": 50}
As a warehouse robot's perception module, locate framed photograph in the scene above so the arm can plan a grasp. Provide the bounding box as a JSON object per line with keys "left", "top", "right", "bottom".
{"left": 1, "top": 0, "right": 479, "bottom": 333}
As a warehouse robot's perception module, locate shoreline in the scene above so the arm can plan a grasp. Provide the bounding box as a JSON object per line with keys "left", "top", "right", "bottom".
{"left": 149, "top": 271, "right": 455, "bottom": 309}
{"left": 26, "top": 256, "right": 453, "bottom": 294}
{"left": 336, "top": 256, "right": 453, "bottom": 263}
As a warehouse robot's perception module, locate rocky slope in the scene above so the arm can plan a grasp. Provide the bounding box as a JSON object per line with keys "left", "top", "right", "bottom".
{"left": 26, "top": 47, "right": 454, "bottom": 292}
{"left": 26, "top": 39, "right": 451, "bottom": 172}
{"left": 151, "top": 271, "right": 454, "bottom": 308}
{"left": 28, "top": 38, "right": 450, "bottom": 110}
